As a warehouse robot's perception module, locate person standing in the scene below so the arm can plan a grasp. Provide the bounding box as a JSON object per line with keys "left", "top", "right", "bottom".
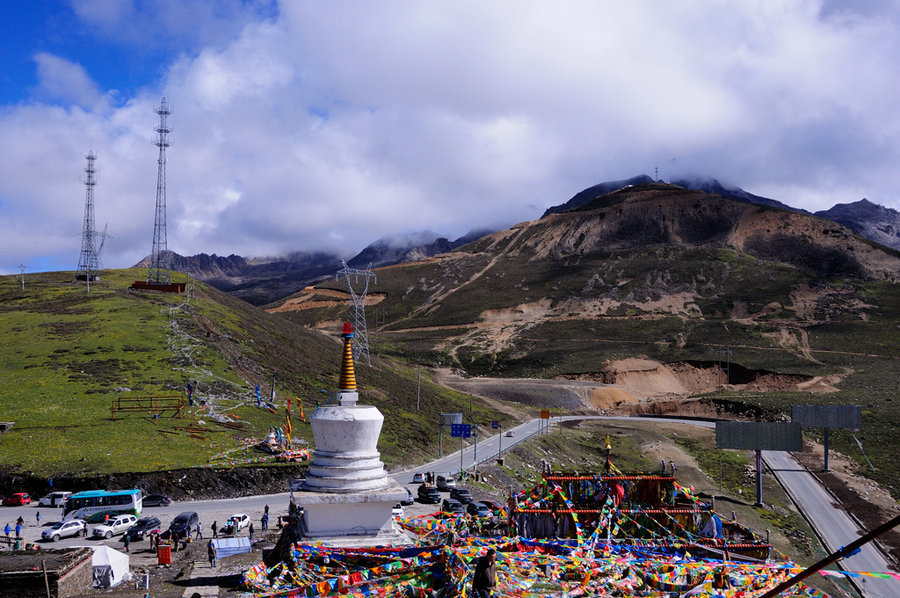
{"left": 261, "top": 513, "right": 268, "bottom": 531}
{"left": 211, "top": 521, "right": 218, "bottom": 538}
{"left": 472, "top": 548, "right": 496, "bottom": 597}
{"left": 35, "top": 511, "right": 41, "bottom": 526}
{"left": 4, "top": 523, "right": 10, "bottom": 539}
{"left": 207, "top": 540, "right": 217, "bottom": 568}
{"left": 122, "top": 533, "right": 130, "bottom": 553}
{"left": 248, "top": 523, "right": 254, "bottom": 540}
{"left": 15, "top": 522, "right": 21, "bottom": 538}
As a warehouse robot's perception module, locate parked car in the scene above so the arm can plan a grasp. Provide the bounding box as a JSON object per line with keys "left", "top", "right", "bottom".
{"left": 412, "top": 472, "right": 425, "bottom": 484}
{"left": 3, "top": 492, "right": 31, "bottom": 506}
{"left": 467, "top": 501, "right": 493, "bottom": 518}
{"left": 92, "top": 514, "right": 138, "bottom": 539}
{"left": 442, "top": 498, "right": 466, "bottom": 514}
{"left": 142, "top": 494, "right": 172, "bottom": 507}
{"left": 401, "top": 487, "right": 414, "bottom": 506}
{"left": 417, "top": 484, "right": 441, "bottom": 504}
{"left": 392, "top": 504, "right": 404, "bottom": 518}
{"left": 168, "top": 512, "right": 199, "bottom": 539}
{"left": 449, "top": 487, "right": 473, "bottom": 504}
{"left": 436, "top": 475, "right": 456, "bottom": 491}
{"left": 125, "top": 516, "right": 161, "bottom": 541}
{"left": 480, "top": 500, "right": 505, "bottom": 515}
{"left": 38, "top": 491, "right": 72, "bottom": 508}
{"left": 42, "top": 519, "right": 85, "bottom": 542}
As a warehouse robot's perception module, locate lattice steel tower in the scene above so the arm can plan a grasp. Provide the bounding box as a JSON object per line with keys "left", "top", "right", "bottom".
{"left": 147, "top": 96, "right": 172, "bottom": 284}
{"left": 76, "top": 151, "right": 100, "bottom": 281}
{"left": 337, "top": 260, "right": 376, "bottom": 365}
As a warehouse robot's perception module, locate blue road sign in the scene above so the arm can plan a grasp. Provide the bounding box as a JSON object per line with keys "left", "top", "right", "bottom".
{"left": 491, "top": 421, "right": 500, "bottom": 429}
{"left": 451, "top": 423, "right": 472, "bottom": 438}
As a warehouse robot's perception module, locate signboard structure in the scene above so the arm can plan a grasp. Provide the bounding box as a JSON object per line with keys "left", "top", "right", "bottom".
{"left": 716, "top": 421, "right": 803, "bottom": 506}
{"left": 791, "top": 405, "right": 861, "bottom": 471}
{"left": 450, "top": 423, "right": 472, "bottom": 473}
{"left": 438, "top": 412, "right": 463, "bottom": 458}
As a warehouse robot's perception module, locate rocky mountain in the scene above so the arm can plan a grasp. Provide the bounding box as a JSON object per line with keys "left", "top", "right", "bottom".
{"left": 135, "top": 229, "right": 495, "bottom": 305}
{"left": 815, "top": 198, "right": 900, "bottom": 251}
{"left": 543, "top": 174, "right": 802, "bottom": 217}
{"left": 274, "top": 182, "right": 900, "bottom": 383}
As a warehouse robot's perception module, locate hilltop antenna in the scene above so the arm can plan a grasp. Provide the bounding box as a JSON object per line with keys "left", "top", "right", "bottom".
{"left": 336, "top": 260, "right": 376, "bottom": 365}
{"left": 76, "top": 151, "right": 101, "bottom": 284}
{"left": 147, "top": 96, "right": 172, "bottom": 285}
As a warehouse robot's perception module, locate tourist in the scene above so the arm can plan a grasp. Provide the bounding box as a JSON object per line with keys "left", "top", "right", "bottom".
{"left": 36, "top": 511, "right": 41, "bottom": 525}
{"left": 211, "top": 521, "right": 218, "bottom": 538}
{"left": 122, "top": 533, "right": 130, "bottom": 553}
{"left": 4, "top": 523, "right": 9, "bottom": 538}
{"left": 249, "top": 523, "right": 254, "bottom": 540}
{"left": 261, "top": 513, "right": 268, "bottom": 531}
{"left": 195, "top": 521, "right": 203, "bottom": 539}
{"left": 471, "top": 548, "right": 496, "bottom": 597}
{"left": 15, "top": 522, "right": 21, "bottom": 537}
{"left": 208, "top": 540, "right": 217, "bottom": 568}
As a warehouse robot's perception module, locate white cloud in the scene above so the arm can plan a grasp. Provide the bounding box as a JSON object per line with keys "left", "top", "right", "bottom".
{"left": 33, "top": 53, "right": 104, "bottom": 107}
{"left": 2, "top": 0, "right": 900, "bottom": 274}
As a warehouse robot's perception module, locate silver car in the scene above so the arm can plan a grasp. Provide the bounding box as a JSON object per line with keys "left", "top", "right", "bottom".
{"left": 42, "top": 519, "right": 86, "bottom": 542}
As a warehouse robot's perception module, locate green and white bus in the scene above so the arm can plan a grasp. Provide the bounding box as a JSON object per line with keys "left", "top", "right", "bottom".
{"left": 62, "top": 489, "right": 143, "bottom": 523}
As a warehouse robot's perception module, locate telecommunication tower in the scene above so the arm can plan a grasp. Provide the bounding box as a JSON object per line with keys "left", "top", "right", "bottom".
{"left": 147, "top": 96, "right": 172, "bottom": 285}
{"left": 337, "top": 260, "right": 376, "bottom": 365}
{"left": 76, "top": 151, "right": 101, "bottom": 281}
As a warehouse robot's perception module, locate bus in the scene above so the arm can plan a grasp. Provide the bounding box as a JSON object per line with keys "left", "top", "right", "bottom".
{"left": 62, "top": 489, "right": 143, "bottom": 523}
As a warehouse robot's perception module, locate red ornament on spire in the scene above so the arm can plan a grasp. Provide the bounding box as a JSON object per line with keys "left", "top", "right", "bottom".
{"left": 341, "top": 321, "right": 354, "bottom": 336}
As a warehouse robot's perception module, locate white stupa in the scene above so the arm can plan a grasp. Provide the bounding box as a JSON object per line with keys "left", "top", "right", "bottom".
{"left": 295, "top": 322, "right": 407, "bottom": 539}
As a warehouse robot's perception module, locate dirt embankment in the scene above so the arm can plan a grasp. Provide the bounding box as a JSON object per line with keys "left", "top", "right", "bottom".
{"left": 0, "top": 464, "right": 306, "bottom": 503}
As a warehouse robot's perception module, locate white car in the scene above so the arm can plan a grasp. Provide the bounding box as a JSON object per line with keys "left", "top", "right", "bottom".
{"left": 92, "top": 514, "right": 138, "bottom": 539}
{"left": 229, "top": 513, "right": 250, "bottom": 532}
{"left": 42, "top": 519, "right": 86, "bottom": 542}
{"left": 392, "top": 504, "right": 404, "bottom": 518}
{"left": 38, "top": 491, "right": 72, "bottom": 508}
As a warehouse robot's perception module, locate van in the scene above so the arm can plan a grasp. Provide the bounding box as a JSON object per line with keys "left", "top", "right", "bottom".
{"left": 39, "top": 491, "right": 72, "bottom": 507}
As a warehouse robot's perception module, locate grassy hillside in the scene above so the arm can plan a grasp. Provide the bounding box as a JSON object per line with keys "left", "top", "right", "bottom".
{"left": 0, "top": 269, "right": 511, "bottom": 477}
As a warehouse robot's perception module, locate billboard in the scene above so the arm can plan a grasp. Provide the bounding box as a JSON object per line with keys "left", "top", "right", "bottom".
{"left": 791, "top": 405, "right": 861, "bottom": 430}
{"left": 715, "top": 421, "right": 802, "bottom": 451}
{"left": 440, "top": 412, "right": 463, "bottom": 425}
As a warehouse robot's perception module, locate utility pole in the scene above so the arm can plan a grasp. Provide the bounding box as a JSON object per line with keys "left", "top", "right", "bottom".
{"left": 19, "top": 265, "right": 25, "bottom": 290}
{"left": 417, "top": 370, "right": 421, "bottom": 411}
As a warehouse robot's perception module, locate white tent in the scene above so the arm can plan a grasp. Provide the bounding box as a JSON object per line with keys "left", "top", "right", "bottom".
{"left": 75, "top": 545, "right": 131, "bottom": 588}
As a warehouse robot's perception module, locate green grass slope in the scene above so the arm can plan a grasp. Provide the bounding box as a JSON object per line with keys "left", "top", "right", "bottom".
{"left": 0, "top": 269, "right": 511, "bottom": 477}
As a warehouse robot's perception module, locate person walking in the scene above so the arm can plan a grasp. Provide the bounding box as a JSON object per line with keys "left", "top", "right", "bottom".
{"left": 207, "top": 540, "right": 217, "bottom": 568}
{"left": 195, "top": 521, "right": 203, "bottom": 540}
{"left": 471, "top": 548, "right": 496, "bottom": 597}
{"left": 4, "top": 523, "right": 10, "bottom": 539}
{"left": 122, "top": 533, "right": 130, "bottom": 553}
{"left": 211, "top": 521, "right": 218, "bottom": 538}
{"left": 35, "top": 511, "right": 41, "bottom": 526}
{"left": 15, "top": 522, "right": 22, "bottom": 538}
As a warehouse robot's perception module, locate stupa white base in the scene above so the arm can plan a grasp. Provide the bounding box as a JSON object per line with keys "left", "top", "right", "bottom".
{"left": 295, "top": 482, "right": 408, "bottom": 537}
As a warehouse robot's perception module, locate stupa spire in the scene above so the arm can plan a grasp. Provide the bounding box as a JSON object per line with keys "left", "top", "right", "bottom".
{"left": 337, "top": 322, "right": 359, "bottom": 406}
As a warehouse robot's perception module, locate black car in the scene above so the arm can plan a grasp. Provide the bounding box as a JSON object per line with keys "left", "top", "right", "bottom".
{"left": 449, "top": 487, "right": 473, "bottom": 504}
{"left": 143, "top": 494, "right": 172, "bottom": 507}
{"left": 466, "top": 502, "right": 492, "bottom": 518}
{"left": 417, "top": 484, "right": 441, "bottom": 504}
{"left": 125, "top": 516, "right": 161, "bottom": 541}
{"left": 442, "top": 498, "right": 466, "bottom": 514}
{"left": 401, "top": 487, "right": 414, "bottom": 506}
{"left": 168, "top": 511, "right": 199, "bottom": 539}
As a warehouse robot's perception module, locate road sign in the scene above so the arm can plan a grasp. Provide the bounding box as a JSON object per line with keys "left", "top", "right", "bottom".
{"left": 491, "top": 421, "right": 500, "bottom": 429}
{"left": 715, "top": 421, "right": 802, "bottom": 451}
{"left": 540, "top": 410, "right": 550, "bottom": 419}
{"left": 791, "top": 405, "right": 861, "bottom": 429}
{"left": 450, "top": 423, "right": 472, "bottom": 438}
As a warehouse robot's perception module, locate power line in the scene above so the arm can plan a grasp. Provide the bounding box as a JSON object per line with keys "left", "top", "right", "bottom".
{"left": 336, "top": 260, "right": 376, "bottom": 365}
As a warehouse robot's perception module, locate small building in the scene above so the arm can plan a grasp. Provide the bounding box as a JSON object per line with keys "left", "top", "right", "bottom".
{"left": 0, "top": 548, "right": 94, "bottom": 598}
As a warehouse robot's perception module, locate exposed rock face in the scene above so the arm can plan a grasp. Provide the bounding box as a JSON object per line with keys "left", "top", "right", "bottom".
{"left": 816, "top": 198, "right": 900, "bottom": 251}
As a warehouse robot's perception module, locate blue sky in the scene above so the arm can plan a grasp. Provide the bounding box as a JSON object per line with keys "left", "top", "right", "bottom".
{"left": 2, "top": 1, "right": 899, "bottom": 274}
